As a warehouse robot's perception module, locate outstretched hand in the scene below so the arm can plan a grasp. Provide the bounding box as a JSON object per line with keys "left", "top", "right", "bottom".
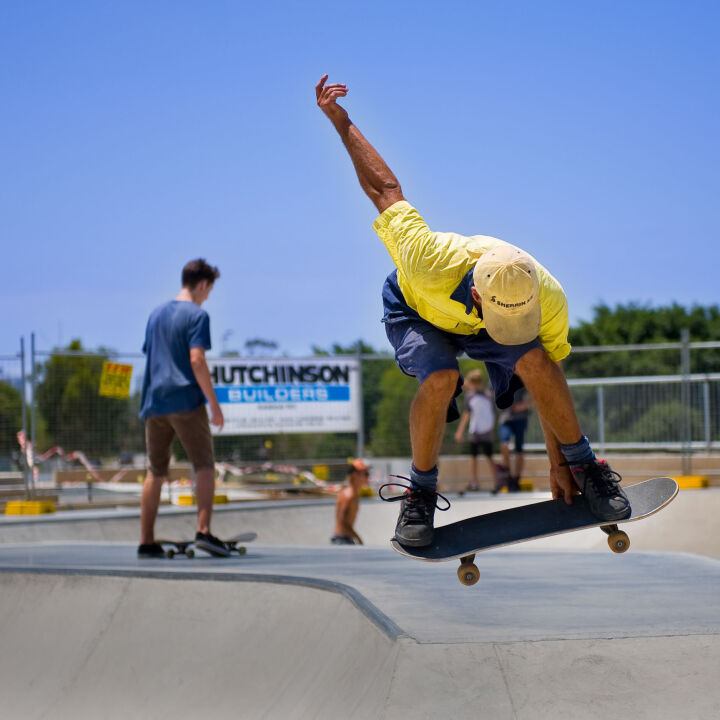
{"left": 316, "top": 74, "right": 348, "bottom": 117}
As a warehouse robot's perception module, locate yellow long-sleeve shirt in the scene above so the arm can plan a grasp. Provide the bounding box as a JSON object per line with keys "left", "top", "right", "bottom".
{"left": 372, "top": 201, "right": 571, "bottom": 362}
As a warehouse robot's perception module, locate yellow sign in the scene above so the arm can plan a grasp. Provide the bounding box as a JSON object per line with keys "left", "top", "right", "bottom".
{"left": 99, "top": 362, "right": 133, "bottom": 399}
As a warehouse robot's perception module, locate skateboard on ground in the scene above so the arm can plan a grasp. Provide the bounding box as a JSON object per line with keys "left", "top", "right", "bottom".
{"left": 391, "top": 477, "right": 678, "bottom": 586}
{"left": 223, "top": 532, "right": 258, "bottom": 555}
{"left": 158, "top": 532, "right": 258, "bottom": 559}
{"left": 157, "top": 539, "right": 195, "bottom": 558}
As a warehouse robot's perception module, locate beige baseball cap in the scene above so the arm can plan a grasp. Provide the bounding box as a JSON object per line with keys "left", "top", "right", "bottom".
{"left": 473, "top": 244, "right": 541, "bottom": 346}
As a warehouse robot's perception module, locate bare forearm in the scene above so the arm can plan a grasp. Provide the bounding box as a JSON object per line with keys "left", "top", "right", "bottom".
{"left": 316, "top": 76, "right": 404, "bottom": 213}
{"left": 538, "top": 413, "right": 564, "bottom": 470}
{"left": 326, "top": 108, "right": 402, "bottom": 211}
{"left": 191, "top": 358, "right": 220, "bottom": 407}
{"left": 455, "top": 412, "right": 470, "bottom": 439}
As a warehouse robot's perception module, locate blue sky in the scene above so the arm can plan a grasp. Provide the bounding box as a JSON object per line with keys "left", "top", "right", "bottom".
{"left": 2, "top": 0, "right": 718, "bottom": 357}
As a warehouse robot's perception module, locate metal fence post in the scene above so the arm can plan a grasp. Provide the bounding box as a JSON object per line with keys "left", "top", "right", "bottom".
{"left": 19, "top": 337, "right": 31, "bottom": 498}
{"left": 703, "top": 380, "right": 711, "bottom": 454}
{"left": 681, "top": 328, "right": 691, "bottom": 475}
{"left": 356, "top": 344, "right": 365, "bottom": 459}
{"left": 30, "top": 332, "right": 37, "bottom": 497}
{"left": 596, "top": 384, "right": 605, "bottom": 454}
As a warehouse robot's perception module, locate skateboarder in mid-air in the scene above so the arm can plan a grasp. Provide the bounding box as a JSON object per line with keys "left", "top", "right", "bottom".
{"left": 315, "top": 75, "right": 630, "bottom": 548}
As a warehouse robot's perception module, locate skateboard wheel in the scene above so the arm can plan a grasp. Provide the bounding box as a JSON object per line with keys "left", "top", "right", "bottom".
{"left": 166, "top": 549, "right": 175, "bottom": 559}
{"left": 237, "top": 546, "right": 246, "bottom": 555}
{"left": 607, "top": 530, "right": 630, "bottom": 553}
{"left": 457, "top": 563, "right": 480, "bottom": 586}
{"left": 186, "top": 549, "right": 195, "bottom": 558}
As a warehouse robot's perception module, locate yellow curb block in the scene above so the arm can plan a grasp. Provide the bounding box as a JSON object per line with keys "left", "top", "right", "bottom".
{"left": 176, "top": 494, "right": 229, "bottom": 506}
{"left": 5, "top": 500, "right": 56, "bottom": 515}
{"left": 499, "top": 480, "right": 535, "bottom": 493}
{"left": 672, "top": 475, "right": 710, "bottom": 489}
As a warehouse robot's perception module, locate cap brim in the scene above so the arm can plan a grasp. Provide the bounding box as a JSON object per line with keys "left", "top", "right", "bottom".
{"left": 483, "top": 301, "right": 541, "bottom": 346}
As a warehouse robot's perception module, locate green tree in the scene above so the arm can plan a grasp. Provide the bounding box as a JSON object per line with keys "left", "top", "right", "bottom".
{"left": 627, "top": 401, "right": 704, "bottom": 444}
{"left": 35, "top": 340, "right": 137, "bottom": 458}
{"left": 312, "top": 340, "right": 394, "bottom": 448}
{"left": 0, "top": 381, "right": 23, "bottom": 456}
{"left": 370, "top": 365, "right": 416, "bottom": 456}
{"left": 566, "top": 302, "right": 720, "bottom": 378}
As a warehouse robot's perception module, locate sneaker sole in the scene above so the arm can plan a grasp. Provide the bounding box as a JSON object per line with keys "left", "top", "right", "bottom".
{"left": 393, "top": 533, "right": 434, "bottom": 548}
{"left": 194, "top": 541, "right": 230, "bottom": 557}
{"left": 585, "top": 501, "right": 632, "bottom": 523}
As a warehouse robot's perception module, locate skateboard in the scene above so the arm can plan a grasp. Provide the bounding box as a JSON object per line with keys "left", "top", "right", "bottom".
{"left": 157, "top": 539, "right": 195, "bottom": 559}
{"left": 391, "top": 477, "right": 678, "bottom": 586}
{"left": 223, "top": 532, "right": 258, "bottom": 555}
{"left": 158, "top": 532, "right": 257, "bottom": 559}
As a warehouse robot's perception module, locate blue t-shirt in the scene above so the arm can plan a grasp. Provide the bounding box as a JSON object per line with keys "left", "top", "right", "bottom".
{"left": 139, "top": 300, "right": 212, "bottom": 418}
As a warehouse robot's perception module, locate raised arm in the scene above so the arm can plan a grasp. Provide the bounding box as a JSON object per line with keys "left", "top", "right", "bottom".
{"left": 316, "top": 75, "right": 405, "bottom": 214}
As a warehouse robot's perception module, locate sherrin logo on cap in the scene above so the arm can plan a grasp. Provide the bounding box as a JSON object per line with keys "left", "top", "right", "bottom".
{"left": 473, "top": 244, "right": 541, "bottom": 345}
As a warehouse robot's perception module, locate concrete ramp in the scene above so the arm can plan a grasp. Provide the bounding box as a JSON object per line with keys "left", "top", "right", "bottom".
{"left": 0, "top": 572, "right": 398, "bottom": 720}
{"left": 1, "top": 547, "right": 720, "bottom": 719}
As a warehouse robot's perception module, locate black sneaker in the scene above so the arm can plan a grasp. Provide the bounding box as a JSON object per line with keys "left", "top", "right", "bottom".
{"left": 138, "top": 542, "right": 166, "bottom": 558}
{"left": 568, "top": 460, "right": 631, "bottom": 521}
{"left": 194, "top": 532, "right": 230, "bottom": 557}
{"left": 379, "top": 478, "right": 450, "bottom": 548}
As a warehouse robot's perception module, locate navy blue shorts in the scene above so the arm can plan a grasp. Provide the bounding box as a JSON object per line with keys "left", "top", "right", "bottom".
{"left": 499, "top": 418, "right": 528, "bottom": 452}
{"left": 382, "top": 273, "right": 541, "bottom": 412}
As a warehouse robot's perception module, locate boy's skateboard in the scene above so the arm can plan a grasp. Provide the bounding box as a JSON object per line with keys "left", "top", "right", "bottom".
{"left": 224, "top": 532, "right": 258, "bottom": 555}
{"left": 391, "top": 477, "right": 678, "bottom": 586}
{"left": 157, "top": 539, "right": 195, "bottom": 559}
{"left": 159, "top": 532, "right": 257, "bottom": 559}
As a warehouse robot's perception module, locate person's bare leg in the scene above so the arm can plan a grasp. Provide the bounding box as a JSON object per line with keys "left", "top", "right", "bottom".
{"left": 470, "top": 455, "right": 478, "bottom": 487}
{"left": 514, "top": 451, "right": 525, "bottom": 479}
{"left": 500, "top": 442, "right": 511, "bottom": 470}
{"left": 395, "top": 369, "right": 458, "bottom": 546}
{"left": 409, "top": 369, "right": 459, "bottom": 472}
{"left": 514, "top": 348, "right": 582, "bottom": 443}
{"left": 485, "top": 456, "right": 499, "bottom": 487}
{"left": 195, "top": 467, "right": 215, "bottom": 534}
{"left": 140, "top": 473, "right": 165, "bottom": 544}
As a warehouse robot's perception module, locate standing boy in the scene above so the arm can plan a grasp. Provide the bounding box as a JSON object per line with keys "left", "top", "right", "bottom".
{"left": 138, "top": 259, "right": 228, "bottom": 558}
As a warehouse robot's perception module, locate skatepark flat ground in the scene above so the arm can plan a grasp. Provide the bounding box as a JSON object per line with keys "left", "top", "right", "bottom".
{"left": 1, "top": 489, "right": 719, "bottom": 719}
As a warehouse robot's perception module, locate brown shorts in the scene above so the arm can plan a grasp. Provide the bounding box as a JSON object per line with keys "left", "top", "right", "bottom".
{"left": 145, "top": 404, "right": 215, "bottom": 476}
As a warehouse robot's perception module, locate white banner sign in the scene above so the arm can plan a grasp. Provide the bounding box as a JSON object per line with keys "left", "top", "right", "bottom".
{"left": 209, "top": 357, "right": 361, "bottom": 435}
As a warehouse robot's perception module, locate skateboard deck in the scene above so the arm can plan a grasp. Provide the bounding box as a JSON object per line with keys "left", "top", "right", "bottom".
{"left": 157, "top": 539, "right": 195, "bottom": 559}
{"left": 158, "top": 532, "right": 257, "bottom": 559}
{"left": 391, "top": 476, "right": 678, "bottom": 586}
{"left": 224, "top": 532, "right": 258, "bottom": 555}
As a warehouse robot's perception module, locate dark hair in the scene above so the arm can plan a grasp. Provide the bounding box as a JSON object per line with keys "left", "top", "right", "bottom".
{"left": 182, "top": 259, "right": 220, "bottom": 289}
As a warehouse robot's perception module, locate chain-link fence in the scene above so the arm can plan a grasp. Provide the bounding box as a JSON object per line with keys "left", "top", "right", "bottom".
{"left": 1, "top": 335, "right": 718, "bottom": 490}
{"left": 0, "top": 347, "right": 26, "bottom": 474}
